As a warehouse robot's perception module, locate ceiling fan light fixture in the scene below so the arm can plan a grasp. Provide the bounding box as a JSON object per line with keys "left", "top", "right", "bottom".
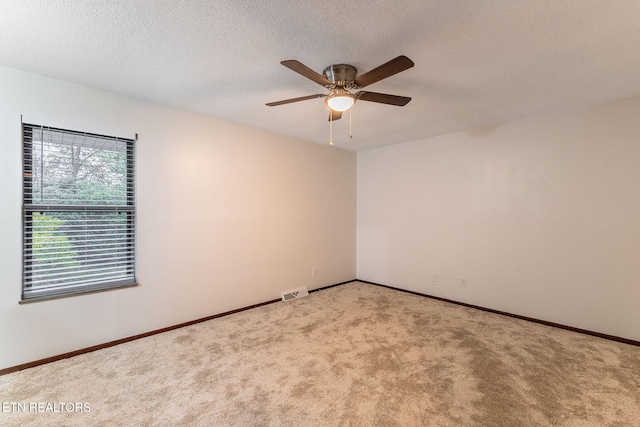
{"left": 326, "top": 91, "right": 355, "bottom": 112}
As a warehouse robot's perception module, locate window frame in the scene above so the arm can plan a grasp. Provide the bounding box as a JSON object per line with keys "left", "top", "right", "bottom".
{"left": 21, "top": 122, "right": 137, "bottom": 302}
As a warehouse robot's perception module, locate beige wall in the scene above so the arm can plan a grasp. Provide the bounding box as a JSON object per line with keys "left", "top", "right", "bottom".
{"left": 0, "top": 67, "right": 356, "bottom": 369}
{"left": 357, "top": 97, "right": 640, "bottom": 341}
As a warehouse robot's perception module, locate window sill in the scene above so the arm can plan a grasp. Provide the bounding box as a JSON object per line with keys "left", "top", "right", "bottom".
{"left": 19, "top": 283, "right": 139, "bottom": 304}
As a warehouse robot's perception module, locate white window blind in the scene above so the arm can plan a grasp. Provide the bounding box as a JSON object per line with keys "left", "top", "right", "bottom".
{"left": 22, "top": 123, "right": 136, "bottom": 300}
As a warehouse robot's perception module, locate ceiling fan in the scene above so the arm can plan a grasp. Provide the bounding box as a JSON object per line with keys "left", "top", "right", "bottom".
{"left": 266, "top": 55, "right": 414, "bottom": 121}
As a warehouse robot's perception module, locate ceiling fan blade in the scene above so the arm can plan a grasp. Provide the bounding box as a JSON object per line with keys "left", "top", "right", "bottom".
{"left": 266, "top": 94, "right": 326, "bottom": 106}
{"left": 356, "top": 91, "right": 411, "bottom": 106}
{"left": 328, "top": 110, "right": 343, "bottom": 121}
{"left": 354, "top": 55, "right": 414, "bottom": 88}
{"left": 281, "top": 60, "right": 332, "bottom": 86}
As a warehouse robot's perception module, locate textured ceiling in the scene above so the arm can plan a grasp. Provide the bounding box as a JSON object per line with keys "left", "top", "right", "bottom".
{"left": 1, "top": 1, "right": 639, "bottom": 151}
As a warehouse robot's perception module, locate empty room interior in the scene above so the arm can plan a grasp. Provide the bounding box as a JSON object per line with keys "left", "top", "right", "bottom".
{"left": 1, "top": 1, "right": 639, "bottom": 426}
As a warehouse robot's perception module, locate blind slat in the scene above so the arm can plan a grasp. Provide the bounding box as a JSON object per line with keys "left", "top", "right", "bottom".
{"left": 27, "top": 273, "right": 134, "bottom": 287}
{"left": 27, "top": 257, "right": 136, "bottom": 272}
{"left": 23, "top": 245, "right": 134, "bottom": 258}
{"left": 27, "top": 264, "right": 135, "bottom": 283}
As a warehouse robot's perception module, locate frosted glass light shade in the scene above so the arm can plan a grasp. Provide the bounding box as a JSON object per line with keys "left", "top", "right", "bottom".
{"left": 326, "top": 95, "right": 355, "bottom": 112}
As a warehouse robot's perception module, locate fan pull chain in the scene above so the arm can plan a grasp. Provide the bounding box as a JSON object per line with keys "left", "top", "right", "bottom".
{"left": 329, "top": 109, "right": 333, "bottom": 145}
{"left": 349, "top": 108, "right": 353, "bottom": 139}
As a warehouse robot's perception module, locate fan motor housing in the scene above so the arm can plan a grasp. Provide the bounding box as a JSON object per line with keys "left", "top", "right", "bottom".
{"left": 323, "top": 64, "right": 357, "bottom": 85}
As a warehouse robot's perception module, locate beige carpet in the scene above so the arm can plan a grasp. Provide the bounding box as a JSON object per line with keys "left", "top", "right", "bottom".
{"left": 1, "top": 281, "right": 639, "bottom": 426}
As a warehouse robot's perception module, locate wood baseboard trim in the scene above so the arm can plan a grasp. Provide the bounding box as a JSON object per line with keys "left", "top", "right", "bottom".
{"left": 0, "top": 279, "right": 358, "bottom": 377}
{"left": 5, "top": 278, "right": 634, "bottom": 375}
{"left": 0, "top": 298, "right": 275, "bottom": 376}
{"left": 310, "top": 279, "right": 356, "bottom": 293}
{"left": 359, "top": 280, "right": 640, "bottom": 347}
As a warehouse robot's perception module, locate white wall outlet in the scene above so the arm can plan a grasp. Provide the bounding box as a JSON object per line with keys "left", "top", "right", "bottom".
{"left": 461, "top": 278, "right": 467, "bottom": 287}
{"left": 312, "top": 268, "right": 317, "bottom": 277}
{"left": 431, "top": 273, "right": 438, "bottom": 283}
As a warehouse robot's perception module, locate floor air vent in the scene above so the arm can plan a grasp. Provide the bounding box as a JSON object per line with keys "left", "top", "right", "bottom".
{"left": 281, "top": 287, "right": 309, "bottom": 301}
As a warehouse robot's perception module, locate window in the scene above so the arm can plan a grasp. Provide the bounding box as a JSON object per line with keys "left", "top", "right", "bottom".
{"left": 22, "top": 123, "right": 136, "bottom": 301}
